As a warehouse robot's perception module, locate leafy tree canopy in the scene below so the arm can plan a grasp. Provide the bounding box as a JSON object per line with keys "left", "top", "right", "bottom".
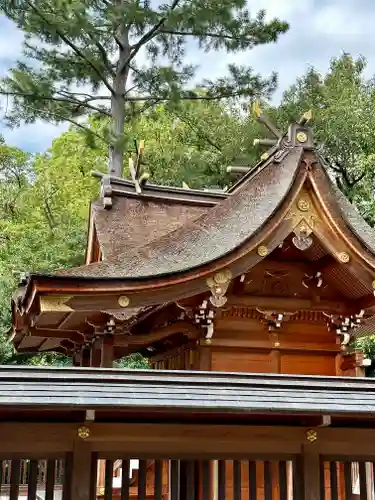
{"left": 274, "top": 53, "right": 375, "bottom": 224}
{"left": 0, "top": 0, "right": 288, "bottom": 177}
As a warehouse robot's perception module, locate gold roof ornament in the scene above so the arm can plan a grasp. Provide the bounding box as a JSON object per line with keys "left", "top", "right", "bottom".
{"left": 252, "top": 101, "right": 262, "bottom": 118}
{"left": 299, "top": 109, "right": 312, "bottom": 125}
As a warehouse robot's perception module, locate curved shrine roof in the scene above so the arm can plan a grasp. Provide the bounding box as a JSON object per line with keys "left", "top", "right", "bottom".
{"left": 15, "top": 118, "right": 375, "bottom": 299}
{"left": 55, "top": 147, "right": 303, "bottom": 279}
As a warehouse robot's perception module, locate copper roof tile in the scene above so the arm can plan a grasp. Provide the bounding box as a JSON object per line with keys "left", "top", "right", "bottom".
{"left": 53, "top": 148, "right": 303, "bottom": 279}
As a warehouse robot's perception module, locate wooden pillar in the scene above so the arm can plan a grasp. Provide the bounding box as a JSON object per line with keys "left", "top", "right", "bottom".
{"left": 199, "top": 343, "right": 212, "bottom": 370}
{"left": 72, "top": 350, "right": 81, "bottom": 367}
{"left": 302, "top": 443, "right": 320, "bottom": 500}
{"left": 90, "top": 337, "right": 102, "bottom": 368}
{"left": 271, "top": 349, "right": 281, "bottom": 373}
{"left": 71, "top": 438, "right": 93, "bottom": 500}
{"left": 80, "top": 346, "right": 91, "bottom": 367}
{"left": 101, "top": 335, "right": 114, "bottom": 368}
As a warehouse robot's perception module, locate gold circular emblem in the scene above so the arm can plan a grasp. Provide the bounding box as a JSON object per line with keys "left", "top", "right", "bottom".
{"left": 213, "top": 269, "right": 232, "bottom": 284}
{"left": 118, "top": 295, "right": 130, "bottom": 307}
{"left": 78, "top": 426, "right": 90, "bottom": 439}
{"left": 257, "top": 245, "right": 268, "bottom": 257}
{"left": 372, "top": 280, "right": 375, "bottom": 290}
{"left": 296, "top": 131, "right": 308, "bottom": 143}
{"left": 337, "top": 252, "right": 350, "bottom": 263}
{"left": 297, "top": 198, "right": 310, "bottom": 212}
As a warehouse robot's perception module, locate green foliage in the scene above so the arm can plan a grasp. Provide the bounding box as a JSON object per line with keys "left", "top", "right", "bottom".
{"left": 0, "top": 0, "right": 288, "bottom": 175}
{"left": 274, "top": 53, "right": 375, "bottom": 224}
{"left": 355, "top": 337, "right": 375, "bottom": 377}
{"left": 115, "top": 353, "right": 149, "bottom": 370}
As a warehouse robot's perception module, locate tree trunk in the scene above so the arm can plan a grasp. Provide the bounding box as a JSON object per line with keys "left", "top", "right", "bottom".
{"left": 109, "top": 29, "right": 130, "bottom": 177}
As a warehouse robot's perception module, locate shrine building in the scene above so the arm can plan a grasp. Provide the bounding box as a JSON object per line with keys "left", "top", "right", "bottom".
{"left": 4, "top": 108, "right": 375, "bottom": 500}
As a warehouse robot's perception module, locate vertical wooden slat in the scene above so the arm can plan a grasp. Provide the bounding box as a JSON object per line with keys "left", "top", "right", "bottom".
{"left": 62, "top": 453, "right": 73, "bottom": 500}
{"left": 264, "top": 461, "right": 272, "bottom": 500}
{"left": 121, "top": 459, "right": 130, "bottom": 500}
{"left": 330, "top": 461, "right": 338, "bottom": 500}
{"left": 293, "top": 456, "right": 304, "bottom": 500}
{"left": 249, "top": 461, "right": 256, "bottom": 500}
{"left": 28, "top": 460, "right": 38, "bottom": 500}
{"left": 180, "top": 460, "right": 187, "bottom": 500}
{"left": 0, "top": 459, "right": 3, "bottom": 496}
{"left": 45, "top": 459, "right": 56, "bottom": 500}
{"left": 218, "top": 460, "right": 226, "bottom": 500}
{"left": 154, "top": 460, "right": 163, "bottom": 500}
{"left": 319, "top": 460, "right": 326, "bottom": 500}
{"left": 10, "top": 458, "right": 21, "bottom": 500}
{"left": 170, "top": 460, "right": 180, "bottom": 500}
{"left": 233, "top": 460, "right": 241, "bottom": 500}
{"left": 343, "top": 462, "right": 353, "bottom": 500}
{"left": 359, "top": 461, "right": 367, "bottom": 500}
{"left": 138, "top": 460, "right": 147, "bottom": 500}
{"left": 89, "top": 453, "right": 98, "bottom": 500}
{"left": 104, "top": 459, "right": 113, "bottom": 500}
{"left": 202, "top": 460, "right": 210, "bottom": 500}
{"left": 185, "top": 460, "right": 195, "bottom": 500}
{"left": 279, "top": 461, "right": 287, "bottom": 500}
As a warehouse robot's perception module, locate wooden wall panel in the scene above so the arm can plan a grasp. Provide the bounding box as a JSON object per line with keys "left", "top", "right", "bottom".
{"left": 211, "top": 351, "right": 272, "bottom": 373}
{"left": 280, "top": 353, "right": 336, "bottom": 376}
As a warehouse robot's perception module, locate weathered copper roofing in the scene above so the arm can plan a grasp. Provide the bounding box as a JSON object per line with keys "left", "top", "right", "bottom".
{"left": 52, "top": 147, "right": 303, "bottom": 279}
{"left": 91, "top": 197, "right": 208, "bottom": 260}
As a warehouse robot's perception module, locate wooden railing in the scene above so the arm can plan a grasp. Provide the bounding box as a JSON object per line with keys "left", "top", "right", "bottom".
{"left": 96, "top": 457, "right": 299, "bottom": 500}
{"left": 2, "top": 424, "right": 375, "bottom": 500}
{"left": 0, "top": 458, "right": 65, "bottom": 486}
{"left": 0, "top": 457, "right": 70, "bottom": 499}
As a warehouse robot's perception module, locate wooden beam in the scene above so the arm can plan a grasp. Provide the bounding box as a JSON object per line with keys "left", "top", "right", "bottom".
{"left": 28, "top": 327, "right": 84, "bottom": 343}
{"left": 209, "top": 339, "right": 340, "bottom": 354}
{"left": 227, "top": 295, "right": 350, "bottom": 314}
{"left": 114, "top": 322, "right": 200, "bottom": 347}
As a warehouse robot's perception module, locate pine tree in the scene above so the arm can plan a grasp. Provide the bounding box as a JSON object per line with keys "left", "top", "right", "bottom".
{"left": 0, "top": 0, "right": 288, "bottom": 176}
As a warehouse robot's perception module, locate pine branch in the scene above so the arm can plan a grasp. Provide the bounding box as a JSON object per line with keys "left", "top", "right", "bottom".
{"left": 23, "top": 0, "right": 115, "bottom": 95}
{"left": 123, "top": 91, "right": 244, "bottom": 101}
{"left": 1, "top": 91, "right": 111, "bottom": 117}
{"left": 160, "top": 29, "right": 258, "bottom": 42}
{"left": 119, "top": 0, "right": 182, "bottom": 74}
{"left": 86, "top": 33, "right": 116, "bottom": 77}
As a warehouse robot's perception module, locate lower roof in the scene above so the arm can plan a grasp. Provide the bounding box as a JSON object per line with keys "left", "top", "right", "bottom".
{"left": 1, "top": 366, "right": 375, "bottom": 417}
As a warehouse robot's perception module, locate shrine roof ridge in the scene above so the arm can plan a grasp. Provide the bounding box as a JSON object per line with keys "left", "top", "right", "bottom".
{"left": 0, "top": 366, "right": 375, "bottom": 416}
{"left": 94, "top": 170, "right": 229, "bottom": 206}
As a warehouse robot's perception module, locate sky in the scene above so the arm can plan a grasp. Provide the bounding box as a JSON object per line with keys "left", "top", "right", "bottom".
{"left": 0, "top": 0, "right": 374, "bottom": 153}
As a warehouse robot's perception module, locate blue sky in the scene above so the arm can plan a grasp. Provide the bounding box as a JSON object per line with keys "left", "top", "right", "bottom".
{"left": 0, "top": 0, "right": 374, "bottom": 153}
